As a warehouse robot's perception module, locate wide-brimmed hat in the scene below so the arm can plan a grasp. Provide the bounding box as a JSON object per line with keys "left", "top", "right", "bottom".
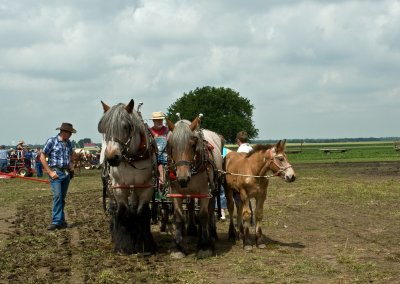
{"left": 17, "top": 140, "right": 24, "bottom": 145}
{"left": 56, "top": 122, "right": 77, "bottom": 133}
{"left": 152, "top": 111, "right": 165, "bottom": 120}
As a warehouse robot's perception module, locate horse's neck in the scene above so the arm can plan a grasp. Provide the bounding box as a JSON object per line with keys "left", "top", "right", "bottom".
{"left": 247, "top": 150, "right": 272, "bottom": 176}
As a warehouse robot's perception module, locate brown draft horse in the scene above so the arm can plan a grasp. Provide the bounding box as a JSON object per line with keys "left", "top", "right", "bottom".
{"left": 166, "top": 116, "right": 223, "bottom": 259}
{"left": 224, "top": 140, "right": 296, "bottom": 250}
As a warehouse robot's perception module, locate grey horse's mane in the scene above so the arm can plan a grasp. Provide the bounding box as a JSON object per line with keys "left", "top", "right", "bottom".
{"left": 98, "top": 103, "right": 142, "bottom": 141}
{"left": 169, "top": 120, "right": 202, "bottom": 154}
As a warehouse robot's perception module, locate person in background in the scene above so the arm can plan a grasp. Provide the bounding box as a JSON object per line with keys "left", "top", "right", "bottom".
{"left": 236, "top": 131, "right": 253, "bottom": 153}
{"left": 35, "top": 147, "right": 43, "bottom": 177}
{"left": 40, "top": 122, "right": 76, "bottom": 230}
{"left": 149, "top": 111, "right": 169, "bottom": 187}
{"left": 16, "top": 140, "right": 24, "bottom": 150}
{"left": 218, "top": 145, "right": 232, "bottom": 220}
{"left": 0, "top": 145, "right": 10, "bottom": 173}
{"left": 16, "top": 140, "right": 24, "bottom": 160}
{"left": 235, "top": 130, "right": 254, "bottom": 225}
{"left": 23, "top": 146, "right": 33, "bottom": 169}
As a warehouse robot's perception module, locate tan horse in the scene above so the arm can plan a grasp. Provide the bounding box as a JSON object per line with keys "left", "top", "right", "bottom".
{"left": 224, "top": 140, "right": 296, "bottom": 250}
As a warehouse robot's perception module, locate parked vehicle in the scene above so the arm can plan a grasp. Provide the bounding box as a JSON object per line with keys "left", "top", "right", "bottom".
{"left": 6, "top": 151, "right": 35, "bottom": 177}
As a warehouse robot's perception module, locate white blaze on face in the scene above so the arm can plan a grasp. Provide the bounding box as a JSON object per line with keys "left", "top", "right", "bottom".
{"left": 285, "top": 165, "right": 295, "bottom": 181}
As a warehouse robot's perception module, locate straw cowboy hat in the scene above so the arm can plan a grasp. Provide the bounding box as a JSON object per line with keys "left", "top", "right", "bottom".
{"left": 17, "top": 140, "right": 25, "bottom": 145}
{"left": 56, "top": 122, "right": 77, "bottom": 133}
{"left": 151, "top": 111, "right": 165, "bottom": 120}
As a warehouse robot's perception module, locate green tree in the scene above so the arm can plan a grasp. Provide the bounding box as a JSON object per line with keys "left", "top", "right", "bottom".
{"left": 167, "top": 86, "right": 258, "bottom": 143}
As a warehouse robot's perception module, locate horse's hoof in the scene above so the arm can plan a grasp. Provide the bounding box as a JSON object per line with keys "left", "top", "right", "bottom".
{"left": 257, "top": 244, "right": 266, "bottom": 249}
{"left": 228, "top": 235, "right": 236, "bottom": 241}
{"left": 197, "top": 249, "right": 213, "bottom": 259}
{"left": 170, "top": 251, "right": 185, "bottom": 259}
{"left": 138, "top": 251, "right": 154, "bottom": 257}
{"left": 244, "top": 245, "right": 253, "bottom": 251}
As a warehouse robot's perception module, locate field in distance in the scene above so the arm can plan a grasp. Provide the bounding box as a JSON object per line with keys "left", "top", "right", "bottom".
{"left": 225, "top": 141, "right": 400, "bottom": 164}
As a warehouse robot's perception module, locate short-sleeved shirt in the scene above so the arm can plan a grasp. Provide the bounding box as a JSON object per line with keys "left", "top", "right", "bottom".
{"left": 42, "top": 135, "right": 73, "bottom": 168}
{"left": 237, "top": 143, "right": 253, "bottom": 153}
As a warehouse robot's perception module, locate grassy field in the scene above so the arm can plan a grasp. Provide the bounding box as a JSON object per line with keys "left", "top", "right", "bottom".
{"left": 227, "top": 141, "right": 400, "bottom": 163}
{"left": 0, "top": 141, "right": 399, "bottom": 283}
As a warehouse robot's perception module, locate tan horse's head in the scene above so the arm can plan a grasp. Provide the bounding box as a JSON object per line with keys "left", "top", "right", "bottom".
{"left": 269, "top": 140, "right": 296, "bottom": 182}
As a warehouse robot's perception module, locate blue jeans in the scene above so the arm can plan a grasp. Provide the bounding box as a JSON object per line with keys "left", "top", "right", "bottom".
{"left": 216, "top": 185, "right": 227, "bottom": 209}
{"left": 0, "top": 159, "right": 7, "bottom": 172}
{"left": 36, "top": 162, "right": 43, "bottom": 177}
{"left": 49, "top": 169, "right": 70, "bottom": 225}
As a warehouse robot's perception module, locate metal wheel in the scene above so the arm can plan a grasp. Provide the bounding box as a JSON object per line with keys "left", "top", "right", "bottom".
{"left": 17, "top": 167, "right": 29, "bottom": 177}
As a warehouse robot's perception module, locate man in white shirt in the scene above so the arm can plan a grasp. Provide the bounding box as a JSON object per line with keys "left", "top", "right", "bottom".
{"left": 236, "top": 131, "right": 253, "bottom": 153}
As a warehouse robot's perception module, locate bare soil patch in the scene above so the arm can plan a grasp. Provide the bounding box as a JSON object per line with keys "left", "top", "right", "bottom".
{"left": 0, "top": 162, "right": 399, "bottom": 283}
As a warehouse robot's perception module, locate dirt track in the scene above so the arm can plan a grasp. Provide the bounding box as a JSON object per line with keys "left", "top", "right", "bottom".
{"left": 0, "top": 162, "right": 399, "bottom": 283}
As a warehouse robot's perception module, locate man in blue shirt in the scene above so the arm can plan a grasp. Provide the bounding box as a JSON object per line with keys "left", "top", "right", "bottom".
{"left": 40, "top": 122, "right": 76, "bottom": 230}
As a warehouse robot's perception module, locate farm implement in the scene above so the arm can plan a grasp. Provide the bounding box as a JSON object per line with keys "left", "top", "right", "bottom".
{"left": 0, "top": 172, "right": 49, "bottom": 183}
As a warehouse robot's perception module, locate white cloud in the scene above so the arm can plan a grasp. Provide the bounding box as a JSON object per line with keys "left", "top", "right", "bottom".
{"left": 1, "top": 0, "right": 400, "bottom": 145}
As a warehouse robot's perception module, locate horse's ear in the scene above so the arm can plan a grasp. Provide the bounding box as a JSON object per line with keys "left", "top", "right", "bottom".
{"left": 276, "top": 139, "right": 287, "bottom": 152}
{"left": 166, "top": 117, "right": 175, "bottom": 131}
{"left": 125, "top": 99, "right": 135, "bottom": 113}
{"left": 101, "top": 101, "right": 110, "bottom": 113}
{"left": 189, "top": 117, "right": 201, "bottom": 131}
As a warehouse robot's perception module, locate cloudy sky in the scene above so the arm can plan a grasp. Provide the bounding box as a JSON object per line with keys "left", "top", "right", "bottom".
{"left": 1, "top": 0, "right": 399, "bottom": 145}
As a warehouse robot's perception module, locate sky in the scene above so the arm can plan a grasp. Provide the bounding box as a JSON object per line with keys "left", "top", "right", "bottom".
{"left": 1, "top": 0, "right": 400, "bottom": 145}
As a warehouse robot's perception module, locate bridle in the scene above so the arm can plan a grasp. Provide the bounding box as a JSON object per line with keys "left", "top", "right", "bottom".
{"left": 103, "top": 122, "right": 156, "bottom": 194}
{"left": 169, "top": 145, "right": 205, "bottom": 176}
{"left": 105, "top": 123, "right": 150, "bottom": 165}
{"left": 108, "top": 135, "right": 132, "bottom": 155}
{"left": 168, "top": 131, "right": 208, "bottom": 176}
{"left": 266, "top": 149, "right": 293, "bottom": 177}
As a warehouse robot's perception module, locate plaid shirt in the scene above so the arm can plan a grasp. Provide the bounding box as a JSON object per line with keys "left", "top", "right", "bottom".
{"left": 42, "top": 135, "right": 73, "bottom": 168}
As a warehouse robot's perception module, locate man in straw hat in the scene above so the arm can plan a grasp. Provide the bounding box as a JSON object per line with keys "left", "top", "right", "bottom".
{"left": 40, "top": 122, "right": 76, "bottom": 230}
{"left": 16, "top": 140, "right": 25, "bottom": 159}
{"left": 149, "top": 111, "right": 169, "bottom": 189}
{"left": 16, "top": 140, "right": 24, "bottom": 150}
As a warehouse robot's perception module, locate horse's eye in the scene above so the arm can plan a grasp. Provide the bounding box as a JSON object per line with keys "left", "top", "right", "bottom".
{"left": 276, "top": 155, "right": 284, "bottom": 161}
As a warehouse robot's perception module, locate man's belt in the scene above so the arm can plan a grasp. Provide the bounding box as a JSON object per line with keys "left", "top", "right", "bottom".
{"left": 51, "top": 167, "right": 69, "bottom": 171}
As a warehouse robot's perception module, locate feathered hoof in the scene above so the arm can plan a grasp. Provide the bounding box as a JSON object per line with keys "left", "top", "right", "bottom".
{"left": 138, "top": 251, "right": 155, "bottom": 257}
{"left": 170, "top": 251, "right": 186, "bottom": 259}
{"left": 244, "top": 245, "right": 253, "bottom": 251}
{"left": 197, "top": 249, "right": 213, "bottom": 259}
{"left": 257, "top": 243, "right": 266, "bottom": 249}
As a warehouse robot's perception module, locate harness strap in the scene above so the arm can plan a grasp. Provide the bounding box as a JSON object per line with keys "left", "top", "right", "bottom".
{"left": 111, "top": 183, "right": 152, "bottom": 189}
{"left": 167, "top": 193, "right": 211, "bottom": 198}
{"left": 218, "top": 169, "right": 274, "bottom": 179}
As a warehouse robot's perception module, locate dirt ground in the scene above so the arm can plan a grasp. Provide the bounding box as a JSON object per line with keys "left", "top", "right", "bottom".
{"left": 0, "top": 162, "right": 399, "bottom": 283}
